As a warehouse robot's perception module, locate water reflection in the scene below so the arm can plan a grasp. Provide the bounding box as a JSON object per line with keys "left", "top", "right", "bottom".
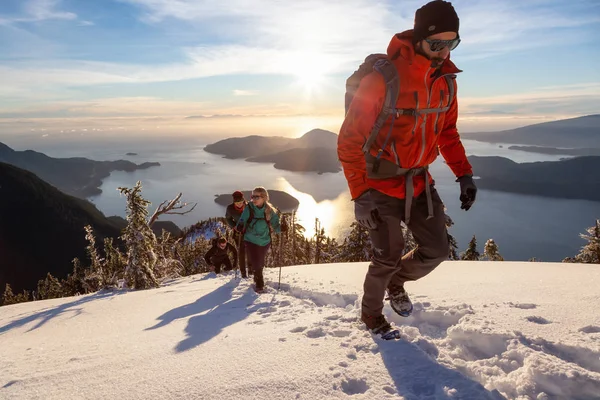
{"left": 276, "top": 177, "right": 354, "bottom": 239}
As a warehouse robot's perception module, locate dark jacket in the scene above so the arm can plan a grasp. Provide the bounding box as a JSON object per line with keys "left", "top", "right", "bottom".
{"left": 204, "top": 242, "right": 238, "bottom": 265}
{"left": 225, "top": 202, "right": 247, "bottom": 228}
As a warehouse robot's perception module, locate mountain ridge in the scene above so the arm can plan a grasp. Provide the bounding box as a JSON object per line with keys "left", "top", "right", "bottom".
{"left": 0, "top": 141, "right": 160, "bottom": 198}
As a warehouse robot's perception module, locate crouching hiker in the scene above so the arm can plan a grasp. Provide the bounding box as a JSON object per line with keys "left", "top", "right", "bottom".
{"left": 204, "top": 237, "right": 238, "bottom": 274}
{"left": 235, "top": 186, "right": 281, "bottom": 293}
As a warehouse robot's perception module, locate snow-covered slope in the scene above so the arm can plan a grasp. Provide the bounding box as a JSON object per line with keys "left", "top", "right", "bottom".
{"left": 1, "top": 262, "right": 599, "bottom": 400}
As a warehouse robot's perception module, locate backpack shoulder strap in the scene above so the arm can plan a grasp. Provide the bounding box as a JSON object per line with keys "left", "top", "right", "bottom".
{"left": 444, "top": 75, "right": 456, "bottom": 105}
{"left": 361, "top": 58, "right": 400, "bottom": 154}
{"left": 247, "top": 206, "right": 254, "bottom": 226}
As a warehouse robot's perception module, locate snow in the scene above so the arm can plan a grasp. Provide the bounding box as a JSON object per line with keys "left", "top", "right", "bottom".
{"left": 1, "top": 261, "right": 599, "bottom": 400}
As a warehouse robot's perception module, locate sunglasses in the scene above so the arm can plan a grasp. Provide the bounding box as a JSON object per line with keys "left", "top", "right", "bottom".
{"left": 251, "top": 195, "right": 263, "bottom": 200}
{"left": 425, "top": 37, "right": 461, "bottom": 52}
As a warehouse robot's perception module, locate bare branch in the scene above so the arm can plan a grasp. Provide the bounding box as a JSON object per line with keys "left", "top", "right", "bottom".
{"left": 148, "top": 193, "right": 197, "bottom": 227}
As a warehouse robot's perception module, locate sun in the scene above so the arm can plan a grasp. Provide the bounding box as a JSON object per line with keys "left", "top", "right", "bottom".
{"left": 295, "top": 64, "right": 326, "bottom": 94}
{"left": 290, "top": 54, "right": 328, "bottom": 96}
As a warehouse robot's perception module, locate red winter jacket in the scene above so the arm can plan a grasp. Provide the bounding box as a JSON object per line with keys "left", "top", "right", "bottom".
{"left": 338, "top": 30, "right": 473, "bottom": 200}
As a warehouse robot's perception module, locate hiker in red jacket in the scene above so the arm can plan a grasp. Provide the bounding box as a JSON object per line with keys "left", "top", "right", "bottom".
{"left": 338, "top": 0, "right": 477, "bottom": 337}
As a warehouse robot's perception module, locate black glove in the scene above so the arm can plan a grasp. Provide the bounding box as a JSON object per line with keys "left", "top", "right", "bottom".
{"left": 456, "top": 175, "right": 477, "bottom": 211}
{"left": 353, "top": 190, "right": 380, "bottom": 230}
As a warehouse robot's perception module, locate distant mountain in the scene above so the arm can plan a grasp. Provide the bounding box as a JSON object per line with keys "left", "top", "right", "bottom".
{"left": 0, "top": 162, "right": 125, "bottom": 298}
{"left": 468, "top": 155, "right": 600, "bottom": 201}
{"left": 0, "top": 142, "right": 160, "bottom": 198}
{"left": 204, "top": 135, "right": 293, "bottom": 159}
{"left": 213, "top": 190, "right": 300, "bottom": 211}
{"left": 462, "top": 115, "right": 600, "bottom": 148}
{"left": 204, "top": 129, "right": 339, "bottom": 172}
{"left": 247, "top": 148, "right": 341, "bottom": 173}
{"left": 507, "top": 146, "right": 600, "bottom": 156}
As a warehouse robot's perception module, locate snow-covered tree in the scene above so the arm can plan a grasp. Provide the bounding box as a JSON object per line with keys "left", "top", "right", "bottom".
{"left": 460, "top": 235, "right": 480, "bottom": 261}
{"left": 338, "top": 222, "right": 372, "bottom": 262}
{"left": 445, "top": 214, "right": 459, "bottom": 260}
{"left": 175, "top": 235, "right": 212, "bottom": 275}
{"left": 62, "top": 258, "right": 89, "bottom": 296}
{"left": 314, "top": 218, "right": 326, "bottom": 264}
{"left": 483, "top": 239, "right": 504, "bottom": 261}
{"left": 2, "top": 284, "right": 16, "bottom": 306}
{"left": 119, "top": 182, "right": 160, "bottom": 289}
{"left": 2, "top": 284, "right": 30, "bottom": 306}
{"left": 575, "top": 219, "right": 600, "bottom": 264}
{"left": 36, "top": 273, "right": 63, "bottom": 300}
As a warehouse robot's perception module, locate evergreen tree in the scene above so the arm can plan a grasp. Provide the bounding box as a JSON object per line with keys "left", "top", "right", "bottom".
{"left": 460, "top": 235, "right": 480, "bottom": 261}
{"left": 314, "top": 218, "right": 326, "bottom": 264}
{"left": 2, "top": 283, "right": 16, "bottom": 306}
{"left": 119, "top": 182, "right": 159, "bottom": 289}
{"left": 14, "top": 290, "right": 30, "bottom": 304}
{"left": 62, "top": 258, "right": 88, "bottom": 296}
{"left": 445, "top": 213, "right": 459, "bottom": 260}
{"left": 483, "top": 239, "right": 504, "bottom": 261}
{"left": 575, "top": 219, "right": 600, "bottom": 264}
{"left": 84, "top": 225, "right": 104, "bottom": 280}
{"left": 103, "top": 237, "right": 127, "bottom": 286}
{"left": 339, "top": 222, "right": 372, "bottom": 262}
{"left": 36, "top": 273, "right": 63, "bottom": 300}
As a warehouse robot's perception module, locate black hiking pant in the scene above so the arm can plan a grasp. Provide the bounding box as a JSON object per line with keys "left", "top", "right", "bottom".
{"left": 362, "top": 187, "right": 449, "bottom": 317}
{"left": 233, "top": 231, "right": 252, "bottom": 277}
{"left": 245, "top": 241, "right": 271, "bottom": 290}
{"left": 209, "top": 256, "right": 233, "bottom": 274}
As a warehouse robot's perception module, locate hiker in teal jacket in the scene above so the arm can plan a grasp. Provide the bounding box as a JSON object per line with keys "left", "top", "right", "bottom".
{"left": 235, "top": 186, "right": 281, "bottom": 293}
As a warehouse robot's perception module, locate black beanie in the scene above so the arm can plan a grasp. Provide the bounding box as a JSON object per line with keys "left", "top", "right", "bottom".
{"left": 414, "top": 1, "right": 459, "bottom": 42}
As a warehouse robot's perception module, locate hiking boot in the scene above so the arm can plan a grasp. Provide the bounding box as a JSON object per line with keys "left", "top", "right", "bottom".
{"left": 254, "top": 285, "right": 265, "bottom": 294}
{"left": 387, "top": 285, "right": 413, "bottom": 317}
{"left": 361, "top": 313, "right": 393, "bottom": 335}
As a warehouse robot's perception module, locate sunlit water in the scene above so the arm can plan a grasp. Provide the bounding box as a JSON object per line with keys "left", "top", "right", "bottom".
{"left": 27, "top": 139, "right": 599, "bottom": 261}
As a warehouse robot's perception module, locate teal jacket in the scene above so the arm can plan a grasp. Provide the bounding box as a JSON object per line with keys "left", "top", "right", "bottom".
{"left": 236, "top": 203, "right": 281, "bottom": 247}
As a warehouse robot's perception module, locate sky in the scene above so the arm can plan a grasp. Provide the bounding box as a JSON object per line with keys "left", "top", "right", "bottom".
{"left": 0, "top": 0, "right": 599, "bottom": 140}
{"left": 1, "top": 262, "right": 599, "bottom": 399}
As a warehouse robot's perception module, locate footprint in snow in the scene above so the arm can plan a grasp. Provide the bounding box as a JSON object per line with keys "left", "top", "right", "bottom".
{"left": 526, "top": 316, "right": 552, "bottom": 325}
{"left": 305, "top": 327, "right": 327, "bottom": 338}
{"left": 340, "top": 378, "right": 369, "bottom": 395}
{"left": 579, "top": 325, "right": 600, "bottom": 334}
{"left": 508, "top": 302, "right": 537, "bottom": 309}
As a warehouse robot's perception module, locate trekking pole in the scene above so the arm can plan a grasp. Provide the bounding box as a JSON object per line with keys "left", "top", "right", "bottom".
{"left": 277, "top": 231, "right": 283, "bottom": 290}
{"left": 236, "top": 230, "right": 242, "bottom": 279}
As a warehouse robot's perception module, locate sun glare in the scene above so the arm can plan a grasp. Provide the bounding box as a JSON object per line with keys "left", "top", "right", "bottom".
{"left": 289, "top": 52, "right": 330, "bottom": 96}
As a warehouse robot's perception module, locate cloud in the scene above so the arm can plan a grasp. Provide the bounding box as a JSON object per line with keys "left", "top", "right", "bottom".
{"left": 0, "top": 0, "right": 77, "bottom": 24}
{"left": 460, "top": 82, "right": 600, "bottom": 120}
{"left": 0, "top": 96, "right": 331, "bottom": 119}
{"left": 3, "top": 0, "right": 594, "bottom": 91}
{"left": 233, "top": 90, "right": 257, "bottom": 96}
